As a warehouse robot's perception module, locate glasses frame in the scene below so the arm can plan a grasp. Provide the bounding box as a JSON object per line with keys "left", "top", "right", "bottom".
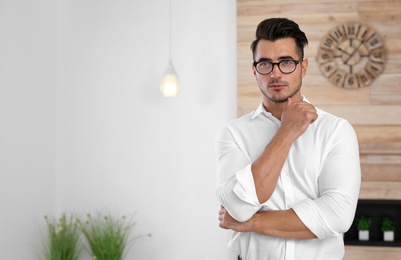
{"left": 253, "top": 58, "right": 303, "bottom": 75}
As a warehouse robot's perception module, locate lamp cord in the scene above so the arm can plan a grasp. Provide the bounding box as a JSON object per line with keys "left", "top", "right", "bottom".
{"left": 169, "top": 0, "right": 172, "bottom": 61}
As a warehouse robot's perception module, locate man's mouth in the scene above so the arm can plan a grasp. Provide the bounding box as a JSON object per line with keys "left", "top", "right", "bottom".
{"left": 269, "top": 84, "right": 286, "bottom": 89}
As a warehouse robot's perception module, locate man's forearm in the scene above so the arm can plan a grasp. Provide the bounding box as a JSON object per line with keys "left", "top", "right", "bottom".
{"left": 251, "top": 129, "right": 293, "bottom": 204}
{"left": 219, "top": 206, "right": 317, "bottom": 240}
{"left": 249, "top": 209, "right": 317, "bottom": 240}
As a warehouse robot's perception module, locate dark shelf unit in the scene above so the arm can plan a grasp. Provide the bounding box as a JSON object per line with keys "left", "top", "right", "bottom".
{"left": 344, "top": 199, "right": 401, "bottom": 247}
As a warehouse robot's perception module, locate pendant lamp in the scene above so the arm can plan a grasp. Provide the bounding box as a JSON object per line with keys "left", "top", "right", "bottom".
{"left": 160, "top": 0, "right": 180, "bottom": 97}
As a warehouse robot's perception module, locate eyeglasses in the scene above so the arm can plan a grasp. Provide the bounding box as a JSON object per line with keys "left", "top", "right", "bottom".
{"left": 253, "top": 58, "right": 303, "bottom": 75}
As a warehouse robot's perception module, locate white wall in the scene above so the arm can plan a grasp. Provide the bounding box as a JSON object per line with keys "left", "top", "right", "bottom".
{"left": 0, "top": 0, "right": 57, "bottom": 259}
{"left": 1, "top": 0, "right": 237, "bottom": 259}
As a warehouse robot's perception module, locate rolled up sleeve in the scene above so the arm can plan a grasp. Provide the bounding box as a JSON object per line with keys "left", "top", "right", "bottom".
{"left": 215, "top": 124, "right": 262, "bottom": 222}
{"left": 293, "top": 121, "right": 361, "bottom": 239}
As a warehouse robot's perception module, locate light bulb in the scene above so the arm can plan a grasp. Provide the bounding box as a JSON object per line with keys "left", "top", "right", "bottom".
{"left": 160, "top": 61, "right": 180, "bottom": 97}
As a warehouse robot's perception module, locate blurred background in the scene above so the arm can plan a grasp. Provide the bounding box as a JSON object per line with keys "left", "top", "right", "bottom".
{"left": 0, "top": 0, "right": 237, "bottom": 259}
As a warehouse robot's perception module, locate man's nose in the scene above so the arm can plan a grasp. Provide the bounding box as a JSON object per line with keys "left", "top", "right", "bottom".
{"left": 270, "top": 64, "right": 282, "bottom": 78}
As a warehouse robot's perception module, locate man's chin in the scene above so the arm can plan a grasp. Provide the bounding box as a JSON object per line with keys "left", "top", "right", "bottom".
{"left": 267, "top": 95, "right": 288, "bottom": 103}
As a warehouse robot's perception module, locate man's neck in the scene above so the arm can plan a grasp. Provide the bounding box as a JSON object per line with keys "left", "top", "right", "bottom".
{"left": 263, "top": 102, "right": 285, "bottom": 120}
{"left": 263, "top": 95, "right": 303, "bottom": 120}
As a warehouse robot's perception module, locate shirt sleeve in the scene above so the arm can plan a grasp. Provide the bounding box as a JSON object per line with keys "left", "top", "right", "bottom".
{"left": 293, "top": 120, "right": 361, "bottom": 239}
{"left": 215, "top": 123, "right": 262, "bottom": 222}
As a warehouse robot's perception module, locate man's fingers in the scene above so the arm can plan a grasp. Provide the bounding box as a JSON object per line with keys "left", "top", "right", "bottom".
{"left": 218, "top": 207, "right": 228, "bottom": 229}
{"left": 283, "top": 97, "right": 292, "bottom": 112}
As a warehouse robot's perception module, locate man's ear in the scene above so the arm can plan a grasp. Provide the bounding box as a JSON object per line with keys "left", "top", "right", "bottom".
{"left": 301, "top": 58, "right": 308, "bottom": 78}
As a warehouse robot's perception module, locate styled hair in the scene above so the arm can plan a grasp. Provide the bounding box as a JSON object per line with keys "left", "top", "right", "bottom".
{"left": 250, "top": 18, "right": 308, "bottom": 60}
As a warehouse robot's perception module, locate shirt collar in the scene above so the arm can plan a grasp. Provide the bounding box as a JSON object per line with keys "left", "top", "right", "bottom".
{"left": 251, "top": 96, "right": 308, "bottom": 120}
{"left": 252, "top": 103, "right": 267, "bottom": 119}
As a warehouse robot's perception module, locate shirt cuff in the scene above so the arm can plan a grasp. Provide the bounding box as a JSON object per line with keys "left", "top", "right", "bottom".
{"left": 233, "top": 164, "right": 262, "bottom": 210}
{"left": 292, "top": 199, "right": 339, "bottom": 239}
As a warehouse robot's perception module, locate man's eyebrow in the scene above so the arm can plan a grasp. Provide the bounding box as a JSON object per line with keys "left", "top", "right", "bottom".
{"left": 256, "top": 58, "right": 271, "bottom": 62}
{"left": 256, "top": 55, "right": 296, "bottom": 62}
{"left": 279, "top": 55, "right": 296, "bottom": 60}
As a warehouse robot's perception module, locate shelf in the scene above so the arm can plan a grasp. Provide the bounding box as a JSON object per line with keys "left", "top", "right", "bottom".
{"left": 344, "top": 199, "right": 401, "bottom": 247}
{"left": 345, "top": 240, "right": 401, "bottom": 247}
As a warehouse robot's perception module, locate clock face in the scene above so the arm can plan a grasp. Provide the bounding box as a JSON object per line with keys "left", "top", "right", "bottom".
{"left": 317, "top": 23, "right": 386, "bottom": 89}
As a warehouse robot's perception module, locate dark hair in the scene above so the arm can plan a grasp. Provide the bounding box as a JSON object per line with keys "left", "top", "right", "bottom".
{"left": 250, "top": 18, "right": 308, "bottom": 60}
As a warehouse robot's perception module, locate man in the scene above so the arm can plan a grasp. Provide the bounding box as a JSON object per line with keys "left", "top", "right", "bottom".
{"left": 216, "top": 18, "right": 361, "bottom": 260}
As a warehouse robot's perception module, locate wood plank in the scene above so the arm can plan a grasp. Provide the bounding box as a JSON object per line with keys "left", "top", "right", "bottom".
{"left": 358, "top": 0, "right": 401, "bottom": 12}
{"left": 316, "top": 105, "right": 401, "bottom": 125}
{"left": 371, "top": 95, "right": 401, "bottom": 105}
{"left": 360, "top": 154, "right": 401, "bottom": 164}
{"left": 238, "top": 12, "right": 359, "bottom": 26}
{"left": 237, "top": 5, "right": 281, "bottom": 17}
{"left": 359, "top": 182, "right": 401, "bottom": 200}
{"left": 370, "top": 74, "right": 401, "bottom": 95}
{"left": 360, "top": 10, "right": 401, "bottom": 22}
{"left": 354, "top": 125, "right": 401, "bottom": 143}
{"left": 238, "top": 0, "right": 357, "bottom": 7}
{"left": 384, "top": 54, "right": 401, "bottom": 73}
{"left": 359, "top": 143, "right": 401, "bottom": 155}
{"left": 361, "top": 164, "right": 401, "bottom": 182}
{"left": 386, "top": 37, "right": 401, "bottom": 54}
{"left": 237, "top": 26, "right": 256, "bottom": 43}
{"left": 281, "top": 3, "right": 357, "bottom": 14}
{"left": 344, "top": 246, "right": 401, "bottom": 260}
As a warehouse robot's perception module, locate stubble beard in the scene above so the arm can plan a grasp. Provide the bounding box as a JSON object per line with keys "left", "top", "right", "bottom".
{"left": 261, "top": 80, "right": 302, "bottom": 103}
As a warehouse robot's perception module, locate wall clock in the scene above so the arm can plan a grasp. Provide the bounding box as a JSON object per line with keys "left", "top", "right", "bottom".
{"left": 316, "top": 22, "right": 386, "bottom": 89}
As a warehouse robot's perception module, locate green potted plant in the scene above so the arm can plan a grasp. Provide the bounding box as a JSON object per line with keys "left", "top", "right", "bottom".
{"left": 79, "top": 212, "right": 148, "bottom": 260}
{"left": 381, "top": 217, "right": 396, "bottom": 242}
{"left": 356, "top": 215, "right": 372, "bottom": 241}
{"left": 40, "top": 213, "right": 82, "bottom": 260}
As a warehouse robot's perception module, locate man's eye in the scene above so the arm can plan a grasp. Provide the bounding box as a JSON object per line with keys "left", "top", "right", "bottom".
{"left": 259, "top": 62, "right": 270, "bottom": 67}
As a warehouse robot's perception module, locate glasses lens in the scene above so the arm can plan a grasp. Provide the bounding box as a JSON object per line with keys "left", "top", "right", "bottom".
{"left": 279, "top": 60, "right": 296, "bottom": 73}
{"left": 256, "top": 61, "right": 272, "bottom": 74}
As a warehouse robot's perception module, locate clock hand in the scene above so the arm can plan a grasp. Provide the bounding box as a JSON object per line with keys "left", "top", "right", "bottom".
{"left": 337, "top": 47, "right": 351, "bottom": 56}
{"left": 344, "top": 40, "right": 364, "bottom": 64}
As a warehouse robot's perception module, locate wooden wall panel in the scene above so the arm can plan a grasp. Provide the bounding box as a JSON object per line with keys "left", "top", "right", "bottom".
{"left": 237, "top": 0, "right": 401, "bottom": 114}
{"left": 237, "top": 1, "right": 401, "bottom": 256}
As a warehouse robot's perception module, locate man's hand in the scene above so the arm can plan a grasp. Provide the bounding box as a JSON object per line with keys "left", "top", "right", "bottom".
{"left": 219, "top": 205, "right": 251, "bottom": 232}
{"left": 280, "top": 97, "right": 318, "bottom": 141}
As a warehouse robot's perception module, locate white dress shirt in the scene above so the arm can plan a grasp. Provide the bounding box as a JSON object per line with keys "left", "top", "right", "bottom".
{"left": 216, "top": 99, "right": 361, "bottom": 260}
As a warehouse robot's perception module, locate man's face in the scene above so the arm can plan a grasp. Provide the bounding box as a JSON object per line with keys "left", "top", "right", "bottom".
{"left": 253, "top": 38, "right": 308, "bottom": 103}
